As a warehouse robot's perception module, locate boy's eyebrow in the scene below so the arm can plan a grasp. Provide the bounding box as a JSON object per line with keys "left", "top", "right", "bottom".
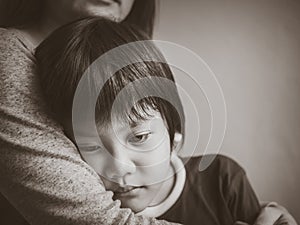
{"left": 129, "top": 116, "right": 156, "bottom": 129}
{"left": 129, "top": 119, "right": 150, "bottom": 129}
{"left": 129, "top": 121, "right": 142, "bottom": 128}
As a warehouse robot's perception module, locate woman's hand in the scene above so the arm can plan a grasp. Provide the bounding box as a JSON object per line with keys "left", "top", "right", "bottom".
{"left": 234, "top": 202, "right": 298, "bottom": 225}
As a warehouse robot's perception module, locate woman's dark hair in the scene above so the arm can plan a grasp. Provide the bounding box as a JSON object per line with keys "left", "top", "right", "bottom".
{"left": 0, "top": 0, "right": 156, "bottom": 37}
{"left": 0, "top": 0, "right": 42, "bottom": 28}
{"left": 123, "top": 0, "right": 156, "bottom": 37}
{"left": 35, "top": 17, "right": 184, "bottom": 147}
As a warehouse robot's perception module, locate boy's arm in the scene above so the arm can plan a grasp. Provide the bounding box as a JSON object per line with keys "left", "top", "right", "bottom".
{"left": 225, "top": 162, "right": 298, "bottom": 225}
{"left": 223, "top": 157, "right": 297, "bottom": 225}
{"left": 0, "top": 29, "right": 180, "bottom": 225}
{"left": 225, "top": 163, "right": 261, "bottom": 224}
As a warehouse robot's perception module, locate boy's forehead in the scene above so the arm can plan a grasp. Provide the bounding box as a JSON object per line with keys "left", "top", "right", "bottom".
{"left": 96, "top": 110, "right": 163, "bottom": 132}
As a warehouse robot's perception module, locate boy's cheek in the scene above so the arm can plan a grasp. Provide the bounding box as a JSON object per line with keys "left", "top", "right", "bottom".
{"left": 138, "top": 162, "right": 172, "bottom": 185}
{"left": 100, "top": 176, "right": 117, "bottom": 191}
{"left": 80, "top": 151, "right": 109, "bottom": 176}
{"left": 133, "top": 141, "right": 171, "bottom": 167}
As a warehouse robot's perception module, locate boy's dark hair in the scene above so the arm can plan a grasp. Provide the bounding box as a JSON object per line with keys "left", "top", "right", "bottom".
{"left": 35, "top": 17, "right": 184, "bottom": 147}
{"left": 0, "top": 0, "right": 156, "bottom": 37}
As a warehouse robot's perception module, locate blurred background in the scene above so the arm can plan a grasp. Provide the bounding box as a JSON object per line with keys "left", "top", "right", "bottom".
{"left": 154, "top": 0, "right": 300, "bottom": 221}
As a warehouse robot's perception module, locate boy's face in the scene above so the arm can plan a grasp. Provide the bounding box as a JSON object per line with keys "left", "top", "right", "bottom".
{"left": 69, "top": 110, "right": 175, "bottom": 212}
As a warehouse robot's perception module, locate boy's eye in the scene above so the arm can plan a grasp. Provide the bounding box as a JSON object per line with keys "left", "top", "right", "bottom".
{"left": 128, "top": 132, "right": 151, "bottom": 145}
{"left": 79, "top": 145, "right": 102, "bottom": 152}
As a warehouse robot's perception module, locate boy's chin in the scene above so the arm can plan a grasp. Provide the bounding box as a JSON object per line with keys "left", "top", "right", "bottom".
{"left": 120, "top": 200, "right": 148, "bottom": 213}
{"left": 112, "top": 189, "right": 152, "bottom": 213}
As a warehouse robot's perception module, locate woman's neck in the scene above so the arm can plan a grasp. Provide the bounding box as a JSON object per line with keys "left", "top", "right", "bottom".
{"left": 16, "top": 16, "right": 64, "bottom": 47}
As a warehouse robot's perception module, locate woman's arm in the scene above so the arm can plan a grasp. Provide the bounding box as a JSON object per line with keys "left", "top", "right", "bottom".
{"left": 0, "top": 28, "right": 180, "bottom": 225}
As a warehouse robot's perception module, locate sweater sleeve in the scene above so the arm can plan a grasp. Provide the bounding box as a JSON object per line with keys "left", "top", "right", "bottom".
{"left": 0, "top": 28, "right": 180, "bottom": 225}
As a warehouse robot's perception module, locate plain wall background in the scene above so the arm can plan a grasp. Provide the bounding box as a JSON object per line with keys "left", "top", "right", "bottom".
{"left": 154, "top": 0, "right": 300, "bottom": 221}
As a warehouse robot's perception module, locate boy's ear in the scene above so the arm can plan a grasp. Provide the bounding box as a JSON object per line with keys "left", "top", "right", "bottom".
{"left": 172, "top": 132, "right": 183, "bottom": 152}
{"left": 174, "top": 132, "right": 183, "bottom": 143}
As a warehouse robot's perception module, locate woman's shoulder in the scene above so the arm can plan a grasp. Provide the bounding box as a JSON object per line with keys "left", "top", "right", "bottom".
{"left": 0, "top": 27, "right": 35, "bottom": 56}
{"left": 0, "top": 27, "right": 21, "bottom": 45}
{"left": 0, "top": 27, "right": 14, "bottom": 38}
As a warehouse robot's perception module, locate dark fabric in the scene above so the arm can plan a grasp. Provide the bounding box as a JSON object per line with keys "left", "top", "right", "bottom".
{"left": 159, "top": 155, "right": 261, "bottom": 225}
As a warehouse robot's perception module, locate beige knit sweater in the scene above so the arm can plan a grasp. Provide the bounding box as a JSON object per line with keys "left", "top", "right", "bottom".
{"left": 0, "top": 28, "right": 180, "bottom": 225}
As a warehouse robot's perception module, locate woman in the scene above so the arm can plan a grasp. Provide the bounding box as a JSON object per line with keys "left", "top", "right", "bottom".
{"left": 0, "top": 1, "right": 176, "bottom": 225}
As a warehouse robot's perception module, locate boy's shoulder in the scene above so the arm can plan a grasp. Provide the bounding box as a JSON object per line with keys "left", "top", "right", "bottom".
{"left": 180, "top": 154, "right": 246, "bottom": 185}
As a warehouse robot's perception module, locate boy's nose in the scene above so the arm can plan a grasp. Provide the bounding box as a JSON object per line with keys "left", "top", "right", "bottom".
{"left": 105, "top": 144, "right": 136, "bottom": 181}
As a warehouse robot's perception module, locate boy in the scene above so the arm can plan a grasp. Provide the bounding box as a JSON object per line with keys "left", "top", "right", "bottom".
{"left": 35, "top": 17, "right": 294, "bottom": 225}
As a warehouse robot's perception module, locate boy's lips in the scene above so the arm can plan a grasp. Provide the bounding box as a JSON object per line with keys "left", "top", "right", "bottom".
{"left": 113, "top": 185, "right": 144, "bottom": 194}
{"left": 92, "top": 0, "right": 120, "bottom": 5}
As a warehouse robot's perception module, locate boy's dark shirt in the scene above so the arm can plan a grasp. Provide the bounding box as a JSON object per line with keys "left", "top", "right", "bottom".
{"left": 159, "top": 155, "right": 261, "bottom": 225}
